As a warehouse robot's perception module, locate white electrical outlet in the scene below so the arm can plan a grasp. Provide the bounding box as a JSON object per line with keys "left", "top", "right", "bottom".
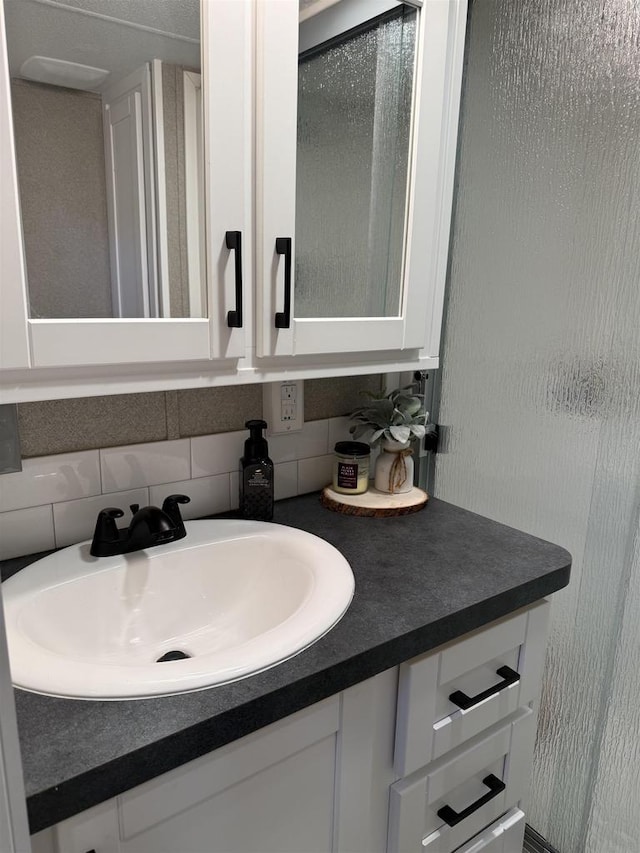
{"left": 263, "top": 381, "right": 304, "bottom": 434}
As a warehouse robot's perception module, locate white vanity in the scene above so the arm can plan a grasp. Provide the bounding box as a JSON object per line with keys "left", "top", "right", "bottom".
{"left": 31, "top": 601, "right": 550, "bottom": 853}
{"left": 8, "top": 494, "right": 570, "bottom": 853}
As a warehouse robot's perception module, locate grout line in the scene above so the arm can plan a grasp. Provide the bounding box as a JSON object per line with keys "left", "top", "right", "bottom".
{"left": 97, "top": 447, "right": 105, "bottom": 495}
{"left": 51, "top": 503, "right": 62, "bottom": 550}
{"left": 321, "top": 418, "right": 330, "bottom": 454}
{"left": 164, "top": 391, "right": 180, "bottom": 441}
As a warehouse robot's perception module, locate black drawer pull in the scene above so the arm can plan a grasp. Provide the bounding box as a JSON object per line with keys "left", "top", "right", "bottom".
{"left": 275, "top": 237, "right": 292, "bottom": 329}
{"left": 437, "top": 774, "right": 506, "bottom": 827}
{"left": 226, "top": 230, "right": 243, "bottom": 328}
{"left": 449, "top": 665, "right": 520, "bottom": 711}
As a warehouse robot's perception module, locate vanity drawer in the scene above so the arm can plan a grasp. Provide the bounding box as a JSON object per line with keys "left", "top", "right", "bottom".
{"left": 454, "top": 807, "right": 525, "bottom": 853}
{"left": 394, "top": 602, "right": 549, "bottom": 776}
{"left": 388, "top": 707, "right": 535, "bottom": 853}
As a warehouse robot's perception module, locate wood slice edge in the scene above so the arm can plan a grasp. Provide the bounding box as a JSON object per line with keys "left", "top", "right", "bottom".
{"left": 320, "top": 486, "right": 428, "bottom": 517}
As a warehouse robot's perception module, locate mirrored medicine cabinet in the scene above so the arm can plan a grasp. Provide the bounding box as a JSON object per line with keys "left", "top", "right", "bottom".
{"left": 0, "top": 0, "right": 466, "bottom": 390}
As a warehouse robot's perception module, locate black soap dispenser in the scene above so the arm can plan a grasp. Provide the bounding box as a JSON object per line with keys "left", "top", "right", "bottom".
{"left": 239, "top": 419, "right": 274, "bottom": 521}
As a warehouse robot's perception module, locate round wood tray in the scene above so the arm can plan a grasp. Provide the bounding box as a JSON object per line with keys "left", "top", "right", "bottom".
{"left": 321, "top": 485, "right": 428, "bottom": 517}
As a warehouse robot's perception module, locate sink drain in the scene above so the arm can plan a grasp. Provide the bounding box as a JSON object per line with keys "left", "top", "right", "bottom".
{"left": 156, "top": 650, "right": 192, "bottom": 662}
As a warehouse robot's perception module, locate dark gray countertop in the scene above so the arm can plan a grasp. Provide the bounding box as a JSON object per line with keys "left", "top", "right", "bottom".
{"left": 2, "top": 493, "right": 571, "bottom": 834}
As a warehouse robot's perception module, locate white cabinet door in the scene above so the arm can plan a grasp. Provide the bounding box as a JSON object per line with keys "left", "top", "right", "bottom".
{"left": 256, "top": 0, "right": 467, "bottom": 359}
{"left": 120, "top": 736, "right": 337, "bottom": 853}
{"left": 54, "top": 696, "right": 341, "bottom": 853}
{"left": 0, "top": 0, "right": 249, "bottom": 370}
{"left": 48, "top": 670, "right": 399, "bottom": 853}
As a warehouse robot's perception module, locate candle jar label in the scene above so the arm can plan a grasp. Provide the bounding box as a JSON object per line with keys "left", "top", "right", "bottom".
{"left": 337, "top": 462, "right": 358, "bottom": 490}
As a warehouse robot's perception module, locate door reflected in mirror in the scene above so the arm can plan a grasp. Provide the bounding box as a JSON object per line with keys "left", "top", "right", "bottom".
{"left": 4, "top": 0, "right": 206, "bottom": 319}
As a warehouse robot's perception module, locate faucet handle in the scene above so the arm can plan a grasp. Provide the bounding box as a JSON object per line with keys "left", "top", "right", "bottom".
{"left": 97, "top": 507, "right": 124, "bottom": 528}
{"left": 90, "top": 507, "right": 124, "bottom": 556}
{"left": 161, "top": 494, "right": 190, "bottom": 536}
{"left": 164, "top": 494, "right": 190, "bottom": 506}
{"left": 162, "top": 494, "right": 190, "bottom": 516}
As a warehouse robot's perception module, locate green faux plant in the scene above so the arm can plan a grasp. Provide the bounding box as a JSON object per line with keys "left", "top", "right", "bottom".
{"left": 348, "top": 384, "right": 434, "bottom": 447}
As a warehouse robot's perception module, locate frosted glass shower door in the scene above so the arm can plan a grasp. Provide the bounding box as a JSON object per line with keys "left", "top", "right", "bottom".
{"left": 256, "top": 0, "right": 466, "bottom": 359}
{"left": 434, "top": 2, "right": 640, "bottom": 852}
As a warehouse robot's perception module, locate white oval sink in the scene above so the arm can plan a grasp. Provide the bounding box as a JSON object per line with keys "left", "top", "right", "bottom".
{"left": 2, "top": 520, "right": 354, "bottom": 700}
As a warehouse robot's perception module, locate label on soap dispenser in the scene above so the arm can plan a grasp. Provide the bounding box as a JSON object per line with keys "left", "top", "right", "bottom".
{"left": 248, "top": 468, "right": 270, "bottom": 487}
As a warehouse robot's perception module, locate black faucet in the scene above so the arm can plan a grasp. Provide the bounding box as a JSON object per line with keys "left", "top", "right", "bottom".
{"left": 90, "top": 494, "right": 190, "bottom": 557}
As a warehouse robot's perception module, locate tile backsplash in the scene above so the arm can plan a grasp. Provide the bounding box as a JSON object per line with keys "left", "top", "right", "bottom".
{"left": 0, "top": 376, "right": 384, "bottom": 560}
{"left": 15, "top": 376, "right": 381, "bottom": 457}
{"left": 0, "top": 417, "right": 352, "bottom": 560}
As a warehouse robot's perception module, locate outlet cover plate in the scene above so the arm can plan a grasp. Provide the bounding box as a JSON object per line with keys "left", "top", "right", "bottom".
{"left": 263, "top": 381, "right": 304, "bottom": 435}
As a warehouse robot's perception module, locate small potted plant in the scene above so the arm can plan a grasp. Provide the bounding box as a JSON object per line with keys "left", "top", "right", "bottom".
{"left": 348, "top": 385, "right": 433, "bottom": 494}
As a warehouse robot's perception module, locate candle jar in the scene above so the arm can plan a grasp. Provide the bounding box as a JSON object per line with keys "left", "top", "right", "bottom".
{"left": 332, "top": 441, "right": 370, "bottom": 495}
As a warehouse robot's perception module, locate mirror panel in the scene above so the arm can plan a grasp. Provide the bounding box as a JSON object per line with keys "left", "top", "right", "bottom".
{"left": 295, "top": 0, "right": 417, "bottom": 319}
{"left": 3, "top": 0, "right": 205, "bottom": 319}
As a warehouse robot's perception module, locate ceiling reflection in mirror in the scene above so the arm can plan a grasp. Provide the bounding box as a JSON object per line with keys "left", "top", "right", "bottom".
{"left": 4, "top": 0, "right": 205, "bottom": 319}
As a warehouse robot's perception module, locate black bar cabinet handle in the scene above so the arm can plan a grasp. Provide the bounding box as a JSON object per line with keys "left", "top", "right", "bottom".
{"left": 437, "top": 774, "right": 506, "bottom": 827}
{"left": 449, "top": 665, "right": 520, "bottom": 711}
{"left": 226, "top": 230, "right": 243, "bottom": 328}
{"left": 275, "top": 237, "right": 292, "bottom": 329}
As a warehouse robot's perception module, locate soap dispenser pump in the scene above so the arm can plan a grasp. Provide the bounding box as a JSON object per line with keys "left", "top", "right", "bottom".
{"left": 239, "top": 419, "right": 274, "bottom": 521}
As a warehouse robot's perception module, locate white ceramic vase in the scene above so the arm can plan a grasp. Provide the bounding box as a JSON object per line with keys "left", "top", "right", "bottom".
{"left": 374, "top": 439, "right": 414, "bottom": 494}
